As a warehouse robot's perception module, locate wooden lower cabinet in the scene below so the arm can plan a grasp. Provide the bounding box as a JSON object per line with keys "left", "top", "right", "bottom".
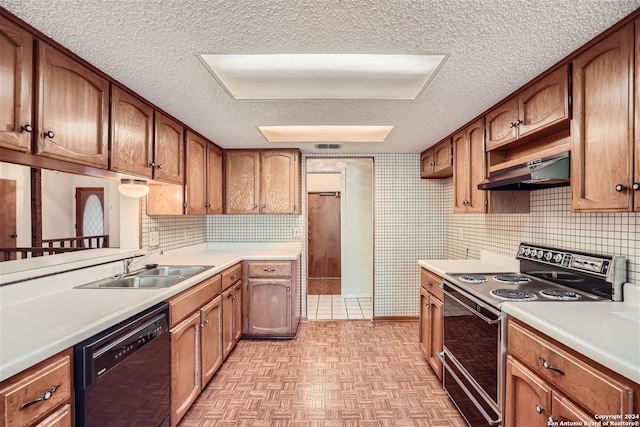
{"left": 0, "top": 348, "right": 73, "bottom": 427}
{"left": 418, "top": 268, "right": 443, "bottom": 380}
{"left": 222, "top": 280, "right": 242, "bottom": 359}
{"left": 167, "top": 275, "right": 223, "bottom": 426}
{"left": 504, "top": 317, "right": 639, "bottom": 427}
{"left": 243, "top": 259, "right": 301, "bottom": 338}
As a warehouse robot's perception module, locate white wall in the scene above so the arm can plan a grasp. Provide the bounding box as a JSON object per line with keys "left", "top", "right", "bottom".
{"left": 307, "top": 158, "right": 374, "bottom": 298}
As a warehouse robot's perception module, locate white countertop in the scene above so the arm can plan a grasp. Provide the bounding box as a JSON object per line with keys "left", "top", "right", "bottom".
{"left": 502, "top": 284, "right": 640, "bottom": 384}
{"left": 0, "top": 242, "right": 300, "bottom": 382}
{"left": 419, "top": 253, "right": 640, "bottom": 385}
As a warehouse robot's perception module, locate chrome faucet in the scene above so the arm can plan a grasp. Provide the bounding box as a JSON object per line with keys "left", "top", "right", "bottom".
{"left": 123, "top": 250, "right": 164, "bottom": 275}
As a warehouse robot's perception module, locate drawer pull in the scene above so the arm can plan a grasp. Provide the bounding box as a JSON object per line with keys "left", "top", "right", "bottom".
{"left": 20, "top": 384, "right": 60, "bottom": 409}
{"left": 539, "top": 357, "right": 565, "bottom": 375}
{"left": 231, "top": 275, "right": 237, "bottom": 279}
{"left": 263, "top": 268, "right": 276, "bottom": 272}
{"left": 536, "top": 404, "right": 544, "bottom": 414}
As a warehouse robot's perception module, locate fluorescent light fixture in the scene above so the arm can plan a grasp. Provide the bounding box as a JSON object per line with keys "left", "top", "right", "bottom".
{"left": 118, "top": 179, "right": 149, "bottom": 198}
{"left": 258, "top": 125, "right": 393, "bottom": 143}
{"left": 198, "top": 53, "right": 447, "bottom": 99}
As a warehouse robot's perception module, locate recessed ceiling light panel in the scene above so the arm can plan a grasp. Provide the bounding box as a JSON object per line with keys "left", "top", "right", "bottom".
{"left": 258, "top": 125, "right": 393, "bottom": 143}
{"left": 198, "top": 54, "right": 447, "bottom": 100}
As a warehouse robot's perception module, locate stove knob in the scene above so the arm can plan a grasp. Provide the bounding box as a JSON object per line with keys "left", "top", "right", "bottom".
{"left": 537, "top": 251, "right": 544, "bottom": 259}
{"left": 518, "top": 247, "right": 525, "bottom": 256}
{"left": 553, "top": 254, "right": 563, "bottom": 263}
{"left": 524, "top": 248, "right": 531, "bottom": 256}
{"left": 531, "top": 249, "right": 537, "bottom": 258}
{"left": 544, "top": 252, "right": 553, "bottom": 261}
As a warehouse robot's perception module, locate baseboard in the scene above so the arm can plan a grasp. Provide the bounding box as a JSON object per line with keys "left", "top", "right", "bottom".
{"left": 372, "top": 316, "right": 419, "bottom": 321}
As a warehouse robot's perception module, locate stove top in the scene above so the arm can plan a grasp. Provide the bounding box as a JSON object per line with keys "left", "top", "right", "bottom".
{"left": 443, "top": 243, "right": 627, "bottom": 309}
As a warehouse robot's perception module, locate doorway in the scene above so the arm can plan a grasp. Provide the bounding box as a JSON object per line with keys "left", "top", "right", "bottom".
{"left": 75, "top": 187, "right": 105, "bottom": 247}
{"left": 305, "top": 158, "right": 374, "bottom": 320}
{"left": 0, "top": 179, "right": 17, "bottom": 260}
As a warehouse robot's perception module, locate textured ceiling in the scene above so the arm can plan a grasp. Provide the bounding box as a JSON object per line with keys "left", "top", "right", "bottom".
{"left": 2, "top": 0, "right": 639, "bottom": 153}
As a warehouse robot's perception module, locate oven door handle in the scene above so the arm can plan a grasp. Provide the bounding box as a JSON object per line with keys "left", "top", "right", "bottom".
{"left": 439, "top": 352, "right": 502, "bottom": 426}
{"left": 440, "top": 286, "right": 500, "bottom": 325}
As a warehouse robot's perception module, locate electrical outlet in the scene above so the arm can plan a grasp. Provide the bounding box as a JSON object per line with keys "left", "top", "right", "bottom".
{"left": 149, "top": 231, "right": 159, "bottom": 246}
{"left": 293, "top": 227, "right": 301, "bottom": 237}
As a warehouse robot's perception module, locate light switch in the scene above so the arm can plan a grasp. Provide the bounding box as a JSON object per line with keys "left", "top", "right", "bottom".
{"left": 149, "top": 231, "right": 159, "bottom": 246}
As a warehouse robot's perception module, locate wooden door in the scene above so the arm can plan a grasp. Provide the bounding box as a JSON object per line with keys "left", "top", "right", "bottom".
{"left": 308, "top": 192, "right": 341, "bottom": 294}
{"left": 485, "top": 97, "right": 518, "bottom": 150}
{"left": 504, "top": 356, "right": 552, "bottom": 427}
{"left": 0, "top": 179, "right": 17, "bottom": 260}
{"left": 225, "top": 151, "right": 259, "bottom": 214}
{"left": 153, "top": 112, "right": 184, "bottom": 185}
{"left": 571, "top": 22, "right": 634, "bottom": 212}
{"left": 427, "top": 295, "right": 443, "bottom": 380}
{"left": 246, "top": 278, "right": 291, "bottom": 335}
{"left": 260, "top": 150, "right": 297, "bottom": 214}
{"left": 0, "top": 15, "right": 33, "bottom": 152}
{"left": 185, "top": 131, "right": 207, "bottom": 215}
{"left": 75, "top": 187, "right": 104, "bottom": 246}
{"left": 36, "top": 42, "right": 109, "bottom": 168}
{"left": 170, "top": 311, "right": 201, "bottom": 427}
{"left": 207, "top": 144, "right": 223, "bottom": 214}
{"left": 518, "top": 64, "right": 570, "bottom": 138}
{"left": 200, "top": 295, "right": 223, "bottom": 387}
{"left": 110, "top": 86, "right": 153, "bottom": 177}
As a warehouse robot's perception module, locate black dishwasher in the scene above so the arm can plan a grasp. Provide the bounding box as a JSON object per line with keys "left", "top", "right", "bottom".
{"left": 74, "top": 302, "right": 171, "bottom": 427}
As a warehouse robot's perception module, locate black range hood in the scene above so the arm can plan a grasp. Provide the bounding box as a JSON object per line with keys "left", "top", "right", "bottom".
{"left": 478, "top": 151, "right": 570, "bottom": 191}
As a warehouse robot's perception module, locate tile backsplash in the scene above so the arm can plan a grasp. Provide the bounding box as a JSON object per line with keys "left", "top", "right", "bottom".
{"left": 143, "top": 153, "right": 640, "bottom": 317}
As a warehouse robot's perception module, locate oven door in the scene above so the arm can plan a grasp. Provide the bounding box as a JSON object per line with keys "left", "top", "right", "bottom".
{"left": 440, "top": 282, "right": 502, "bottom": 427}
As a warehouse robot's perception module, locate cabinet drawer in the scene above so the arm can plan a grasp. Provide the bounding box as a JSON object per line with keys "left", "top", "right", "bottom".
{"left": 167, "top": 275, "right": 221, "bottom": 327}
{"left": 420, "top": 268, "right": 443, "bottom": 300}
{"left": 0, "top": 348, "right": 72, "bottom": 427}
{"left": 507, "top": 319, "right": 633, "bottom": 415}
{"left": 221, "top": 264, "right": 242, "bottom": 291}
{"left": 247, "top": 262, "right": 291, "bottom": 278}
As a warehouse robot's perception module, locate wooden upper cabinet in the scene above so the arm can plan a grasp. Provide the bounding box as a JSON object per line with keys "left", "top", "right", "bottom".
{"left": 185, "top": 131, "right": 222, "bottom": 214}
{"left": 36, "top": 42, "right": 109, "bottom": 168}
{"left": 486, "top": 64, "right": 570, "bottom": 151}
{"left": 571, "top": 22, "right": 634, "bottom": 212}
{"left": 153, "top": 111, "right": 184, "bottom": 184}
{"left": 110, "top": 86, "right": 153, "bottom": 177}
{"left": 225, "top": 151, "right": 260, "bottom": 214}
{"left": 0, "top": 15, "right": 33, "bottom": 152}
{"left": 420, "top": 139, "right": 453, "bottom": 179}
{"left": 260, "top": 150, "right": 299, "bottom": 214}
{"left": 453, "top": 119, "right": 486, "bottom": 213}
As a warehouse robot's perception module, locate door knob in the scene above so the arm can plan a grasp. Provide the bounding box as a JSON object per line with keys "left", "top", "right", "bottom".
{"left": 44, "top": 130, "right": 55, "bottom": 138}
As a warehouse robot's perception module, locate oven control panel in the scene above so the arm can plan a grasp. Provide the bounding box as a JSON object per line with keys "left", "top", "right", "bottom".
{"left": 517, "top": 244, "right": 611, "bottom": 276}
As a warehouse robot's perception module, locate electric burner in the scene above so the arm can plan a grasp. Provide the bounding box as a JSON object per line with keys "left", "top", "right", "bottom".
{"left": 490, "top": 288, "right": 538, "bottom": 301}
{"left": 459, "top": 274, "right": 488, "bottom": 284}
{"left": 493, "top": 274, "right": 531, "bottom": 285}
{"left": 539, "top": 288, "right": 581, "bottom": 301}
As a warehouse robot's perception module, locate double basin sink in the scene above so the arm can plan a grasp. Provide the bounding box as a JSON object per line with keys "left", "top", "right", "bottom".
{"left": 75, "top": 265, "right": 215, "bottom": 289}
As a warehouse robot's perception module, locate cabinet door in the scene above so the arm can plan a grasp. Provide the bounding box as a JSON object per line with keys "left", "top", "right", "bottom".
{"left": 225, "top": 151, "right": 259, "bottom": 214}
{"left": 110, "top": 86, "right": 153, "bottom": 177}
{"left": 517, "top": 64, "right": 569, "bottom": 138}
{"left": 504, "top": 355, "right": 552, "bottom": 427}
{"left": 260, "top": 150, "right": 298, "bottom": 214}
{"left": 572, "top": 22, "right": 634, "bottom": 212}
{"left": 36, "top": 42, "right": 109, "bottom": 168}
{"left": 426, "top": 294, "right": 443, "bottom": 380}
{"left": 222, "top": 284, "right": 237, "bottom": 359}
{"left": 170, "top": 311, "right": 201, "bottom": 426}
{"left": 200, "top": 295, "right": 223, "bottom": 387}
{"left": 420, "top": 150, "right": 434, "bottom": 177}
{"left": 452, "top": 129, "right": 469, "bottom": 212}
{"left": 485, "top": 97, "right": 518, "bottom": 150}
{"left": 467, "top": 119, "right": 486, "bottom": 213}
{"left": 550, "top": 392, "right": 593, "bottom": 425}
{"left": 635, "top": 18, "right": 640, "bottom": 212}
{"left": 154, "top": 112, "right": 184, "bottom": 184}
{"left": 418, "top": 285, "right": 430, "bottom": 360}
{"left": 0, "top": 15, "right": 32, "bottom": 152}
{"left": 34, "top": 404, "right": 72, "bottom": 427}
{"left": 246, "top": 278, "right": 292, "bottom": 336}
{"left": 232, "top": 282, "right": 243, "bottom": 343}
{"left": 433, "top": 140, "right": 453, "bottom": 175}
{"left": 185, "top": 131, "right": 207, "bottom": 215}
{"left": 207, "top": 144, "right": 223, "bottom": 214}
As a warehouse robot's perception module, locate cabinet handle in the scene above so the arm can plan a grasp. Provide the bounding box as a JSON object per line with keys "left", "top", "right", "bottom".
{"left": 615, "top": 184, "right": 626, "bottom": 192}
{"left": 205, "top": 319, "right": 209, "bottom": 325}
{"left": 20, "top": 385, "right": 60, "bottom": 409}
{"left": 536, "top": 404, "right": 544, "bottom": 414}
{"left": 539, "top": 357, "right": 564, "bottom": 375}
{"left": 633, "top": 183, "right": 640, "bottom": 191}
{"left": 263, "top": 268, "right": 276, "bottom": 272}
{"left": 262, "top": 204, "right": 266, "bottom": 209}
{"left": 148, "top": 162, "right": 155, "bottom": 168}
{"left": 286, "top": 287, "right": 290, "bottom": 292}
{"left": 44, "top": 130, "right": 55, "bottom": 138}
{"left": 425, "top": 303, "right": 430, "bottom": 308}
{"left": 10, "top": 234, "right": 17, "bottom": 238}
{"left": 253, "top": 204, "right": 257, "bottom": 209}
{"left": 156, "top": 163, "right": 163, "bottom": 170}
{"left": 515, "top": 119, "right": 523, "bottom": 126}
{"left": 548, "top": 417, "right": 557, "bottom": 425}
{"left": 21, "top": 124, "right": 33, "bottom": 133}
{"left": 231, "top": 275, "right": 237, "bottom": 280}
{"left": 205, "top": 203, "right": 211, "bottom": 208}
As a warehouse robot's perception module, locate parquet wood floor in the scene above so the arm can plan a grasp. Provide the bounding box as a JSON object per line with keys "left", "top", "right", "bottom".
{"left": 179, "top": 320, "right": 466, "bottom": 427}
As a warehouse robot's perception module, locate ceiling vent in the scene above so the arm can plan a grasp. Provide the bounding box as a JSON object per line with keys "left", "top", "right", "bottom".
{"left": 315, "top": 143, "right": 342, "bottom": 150}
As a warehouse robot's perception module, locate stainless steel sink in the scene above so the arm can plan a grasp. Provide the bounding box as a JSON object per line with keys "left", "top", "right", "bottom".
{"left": 75, "top": 265, "right": 215, "bottom": 289}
